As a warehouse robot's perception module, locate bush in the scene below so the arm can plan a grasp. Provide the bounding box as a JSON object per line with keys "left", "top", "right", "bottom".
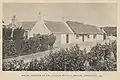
{"left": 3, "top": 41, "right": 117, "bottom": 71}
{"left": 3, "top": 34, "right": 50, "bottom": 59}
{"left": 3, "top": 40, "right": 17, "bottom": 59}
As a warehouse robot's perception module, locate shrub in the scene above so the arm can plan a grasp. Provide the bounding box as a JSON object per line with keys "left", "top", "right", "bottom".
{"left": 3, "top": 34, "right": 50, "bottom": 59}
{"left": 3, "top": 40, "right": 17, "bottom": 59}
{"left": 3, "top": 41, "right": 117, "bottom": 71}
{"left": 48, "top": 33, "right": 56, "bottom": 53}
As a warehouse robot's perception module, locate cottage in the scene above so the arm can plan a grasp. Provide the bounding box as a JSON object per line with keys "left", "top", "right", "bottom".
{"left": 6, "top": 14, "right": 106, "bottom": 47}
{"left": 43, "top": 20, "right": 72, "bottom": 47}
{"left": 101, "top": 27, "right": 117, "bottom": 37}
{"left": 29, "top": 19, "right": 73, "bottom": 47}
{"left": 100, "top": 27, "right": 117, "bottom": 40}
{"left": 25, "top": 13, "right": 73, "bottom": 47}
{"left": 6, "top": 14, "right": 73, "bottom": 47}
{"left": 21, "top": 21, "right": 36, "bottom": 38}
{"left": 6, "top": 15, "right": 37, "bottom": 38}
{"left": 66, "top": 21, "right": 105, "bottom": 43}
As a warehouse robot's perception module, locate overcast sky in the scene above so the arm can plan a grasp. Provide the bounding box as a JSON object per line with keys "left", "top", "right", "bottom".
{"left": 3, "top": 3, "right": 117, "bottom": 27}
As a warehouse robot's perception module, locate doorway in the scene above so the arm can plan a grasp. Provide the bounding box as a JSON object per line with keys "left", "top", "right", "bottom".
{"left": 66, "top": 34, "right": 69, "bottom": 43}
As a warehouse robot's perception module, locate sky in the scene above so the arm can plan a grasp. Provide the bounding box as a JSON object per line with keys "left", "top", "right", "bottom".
{"left": 3, "top": 3, "right": 117, "bottom": 27}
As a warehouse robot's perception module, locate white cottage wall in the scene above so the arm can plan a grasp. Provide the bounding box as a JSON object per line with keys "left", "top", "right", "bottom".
{"left": 69, "top": 34, "right": 83, "bottom": 43}
{"left": 84, "top": 34, "right": 103, "bottom": 42}
{"left": 54, "top": 33, "right": 61, "bottom": 47}
{"left": 61, "top": 34, "right": 66, "bottom": 44}
{"left": 55, "top": 34, "right": 74, "bottom": 45}
{"left": 68, "top": 34, "right": 73, "bottom": 44}
{"left": 29, "top": 22, "right": 51, "bottom": 38}
{"left": 69, "top": 34, "right": 103, "bottom": 43}
{"left": 84, "top": 35, "right": 93, "bottom": 42}
{"left": 96, "top": 35, "right": 103, "bottom": 41}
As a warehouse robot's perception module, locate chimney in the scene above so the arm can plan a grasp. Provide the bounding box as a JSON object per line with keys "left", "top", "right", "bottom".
{"left": 12, "top": 15, "right": 16, "bottom": 24}
{"left": 12, "top": 15, "right": 17, "bottom": 28}
{"left": 37, "top": 12, "right": 42, "bottom": 22}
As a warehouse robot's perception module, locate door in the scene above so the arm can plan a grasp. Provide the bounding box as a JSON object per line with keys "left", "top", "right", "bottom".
{"left": 24, "top": 31, "right": 28, "bottom": 39}
{"left": 82, "top": 34, "right": 84, "bottom": 42}
{"left": 103, "top": 33, "right": 106, "bottom": 40}
{"left": 66, "top": 34, "right": 69, "bottom": 43}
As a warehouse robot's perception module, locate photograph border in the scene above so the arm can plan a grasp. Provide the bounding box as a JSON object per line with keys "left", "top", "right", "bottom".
{"left": 0, "top": 0, "right": 120, "bottom": 80}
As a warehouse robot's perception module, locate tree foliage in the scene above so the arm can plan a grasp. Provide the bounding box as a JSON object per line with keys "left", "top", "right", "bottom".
{"left": 13, "top": 27, "right": 24, "bottom": 40}
{"left": 3, "top": 27, "right": 12, "bottom": 40}
{"left": 12, "top": 27, "right": 24, "bottom": 55}
{"left": 48, "top": 33, "right": 56, "bottom": 47}
{"left": 48, "top": 33, "right": 56, "bottom": 53}
{"left": 3, "top": 34, "right": 49, "bottom": 59}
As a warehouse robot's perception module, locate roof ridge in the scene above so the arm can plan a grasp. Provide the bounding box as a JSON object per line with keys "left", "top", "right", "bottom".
{"left": 44, "top": 20, "right": 63, "bottom": 23}
{"left": 66, "top": 20, "right": 84, "bottom": 24}
{"left": 20, "top": 21, "right": 37, "bottom": 22}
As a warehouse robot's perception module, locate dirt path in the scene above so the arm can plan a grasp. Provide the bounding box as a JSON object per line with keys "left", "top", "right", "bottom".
{"left": 3, "top": 48, "right": 60, "bottom": 63}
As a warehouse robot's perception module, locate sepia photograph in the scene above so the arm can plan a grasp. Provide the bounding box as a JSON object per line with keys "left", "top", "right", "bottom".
{"left": 2, "top": 3, "right": 117, "bottom": 71}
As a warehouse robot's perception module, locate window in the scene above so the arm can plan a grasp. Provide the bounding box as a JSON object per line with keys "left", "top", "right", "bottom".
{"left": 24, "top": 31, "right": 28, "bottom": 39}
{"left": 93, "top": 34, "right": 96, "bottom": 39}
{"left": 87, "top": 34, "right": 90, "bottom": 38}
{"left": 76, "top": 34, "right": 79, "bottom": 39}
{"left": 82, "top": 35, "right": 84, "bottom": 42}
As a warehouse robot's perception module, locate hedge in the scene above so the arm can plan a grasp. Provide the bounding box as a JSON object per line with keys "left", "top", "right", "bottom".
{"left": 3, "top": 40, "right": 117, "bottom": 71}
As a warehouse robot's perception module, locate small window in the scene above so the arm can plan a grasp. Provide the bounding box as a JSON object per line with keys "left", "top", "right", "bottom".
{"left": 76, "top": 34, "right": 79, "bottom": 39}
{"left": 24, "top": 31, "right": 28, "bottom": 39}
{"left": 93, "top": 34, "right": 96, "bottom": 39}
{"left": 87, "top": 34, "right": 90, "bottom": 38}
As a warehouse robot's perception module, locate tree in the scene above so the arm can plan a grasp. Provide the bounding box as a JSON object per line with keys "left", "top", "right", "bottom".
{"left": 48, "top": 33, "right": 56, "bottom": 53}
{"left": 3, "top": 27, "right": 12, "bottom": 40}
{"left": 111, "top": 41, "right": 117, "bottom": 61}
{"left": 13, "top": 27, "right": 24, "bottom": 40}
{"left": 13, "top": 27, "right": 24, "bottom": 55}
{"left": 39, "top": 35, "right": 49, "bottom": 51}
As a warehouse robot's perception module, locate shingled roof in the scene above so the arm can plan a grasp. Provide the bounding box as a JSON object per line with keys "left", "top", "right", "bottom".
{"left": 85, "top": 24, "right": 103, "bottom": 34}
{"left": 66, "top": 21, "right": 86, "bottom": 34}
{"left": 66, "top": 21, "right": 103, "bottom": 34}
{"left": 21, "top": 21, "right": 36, "bottom": 30}
{"left": 6, "top": 21, "right": 36, "bottom": 30}
{"left": 101, "top": 27, "right": 117, "bottom": 36}
{"left": 44, "top": 20, "right": 72, "bottom": 34}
